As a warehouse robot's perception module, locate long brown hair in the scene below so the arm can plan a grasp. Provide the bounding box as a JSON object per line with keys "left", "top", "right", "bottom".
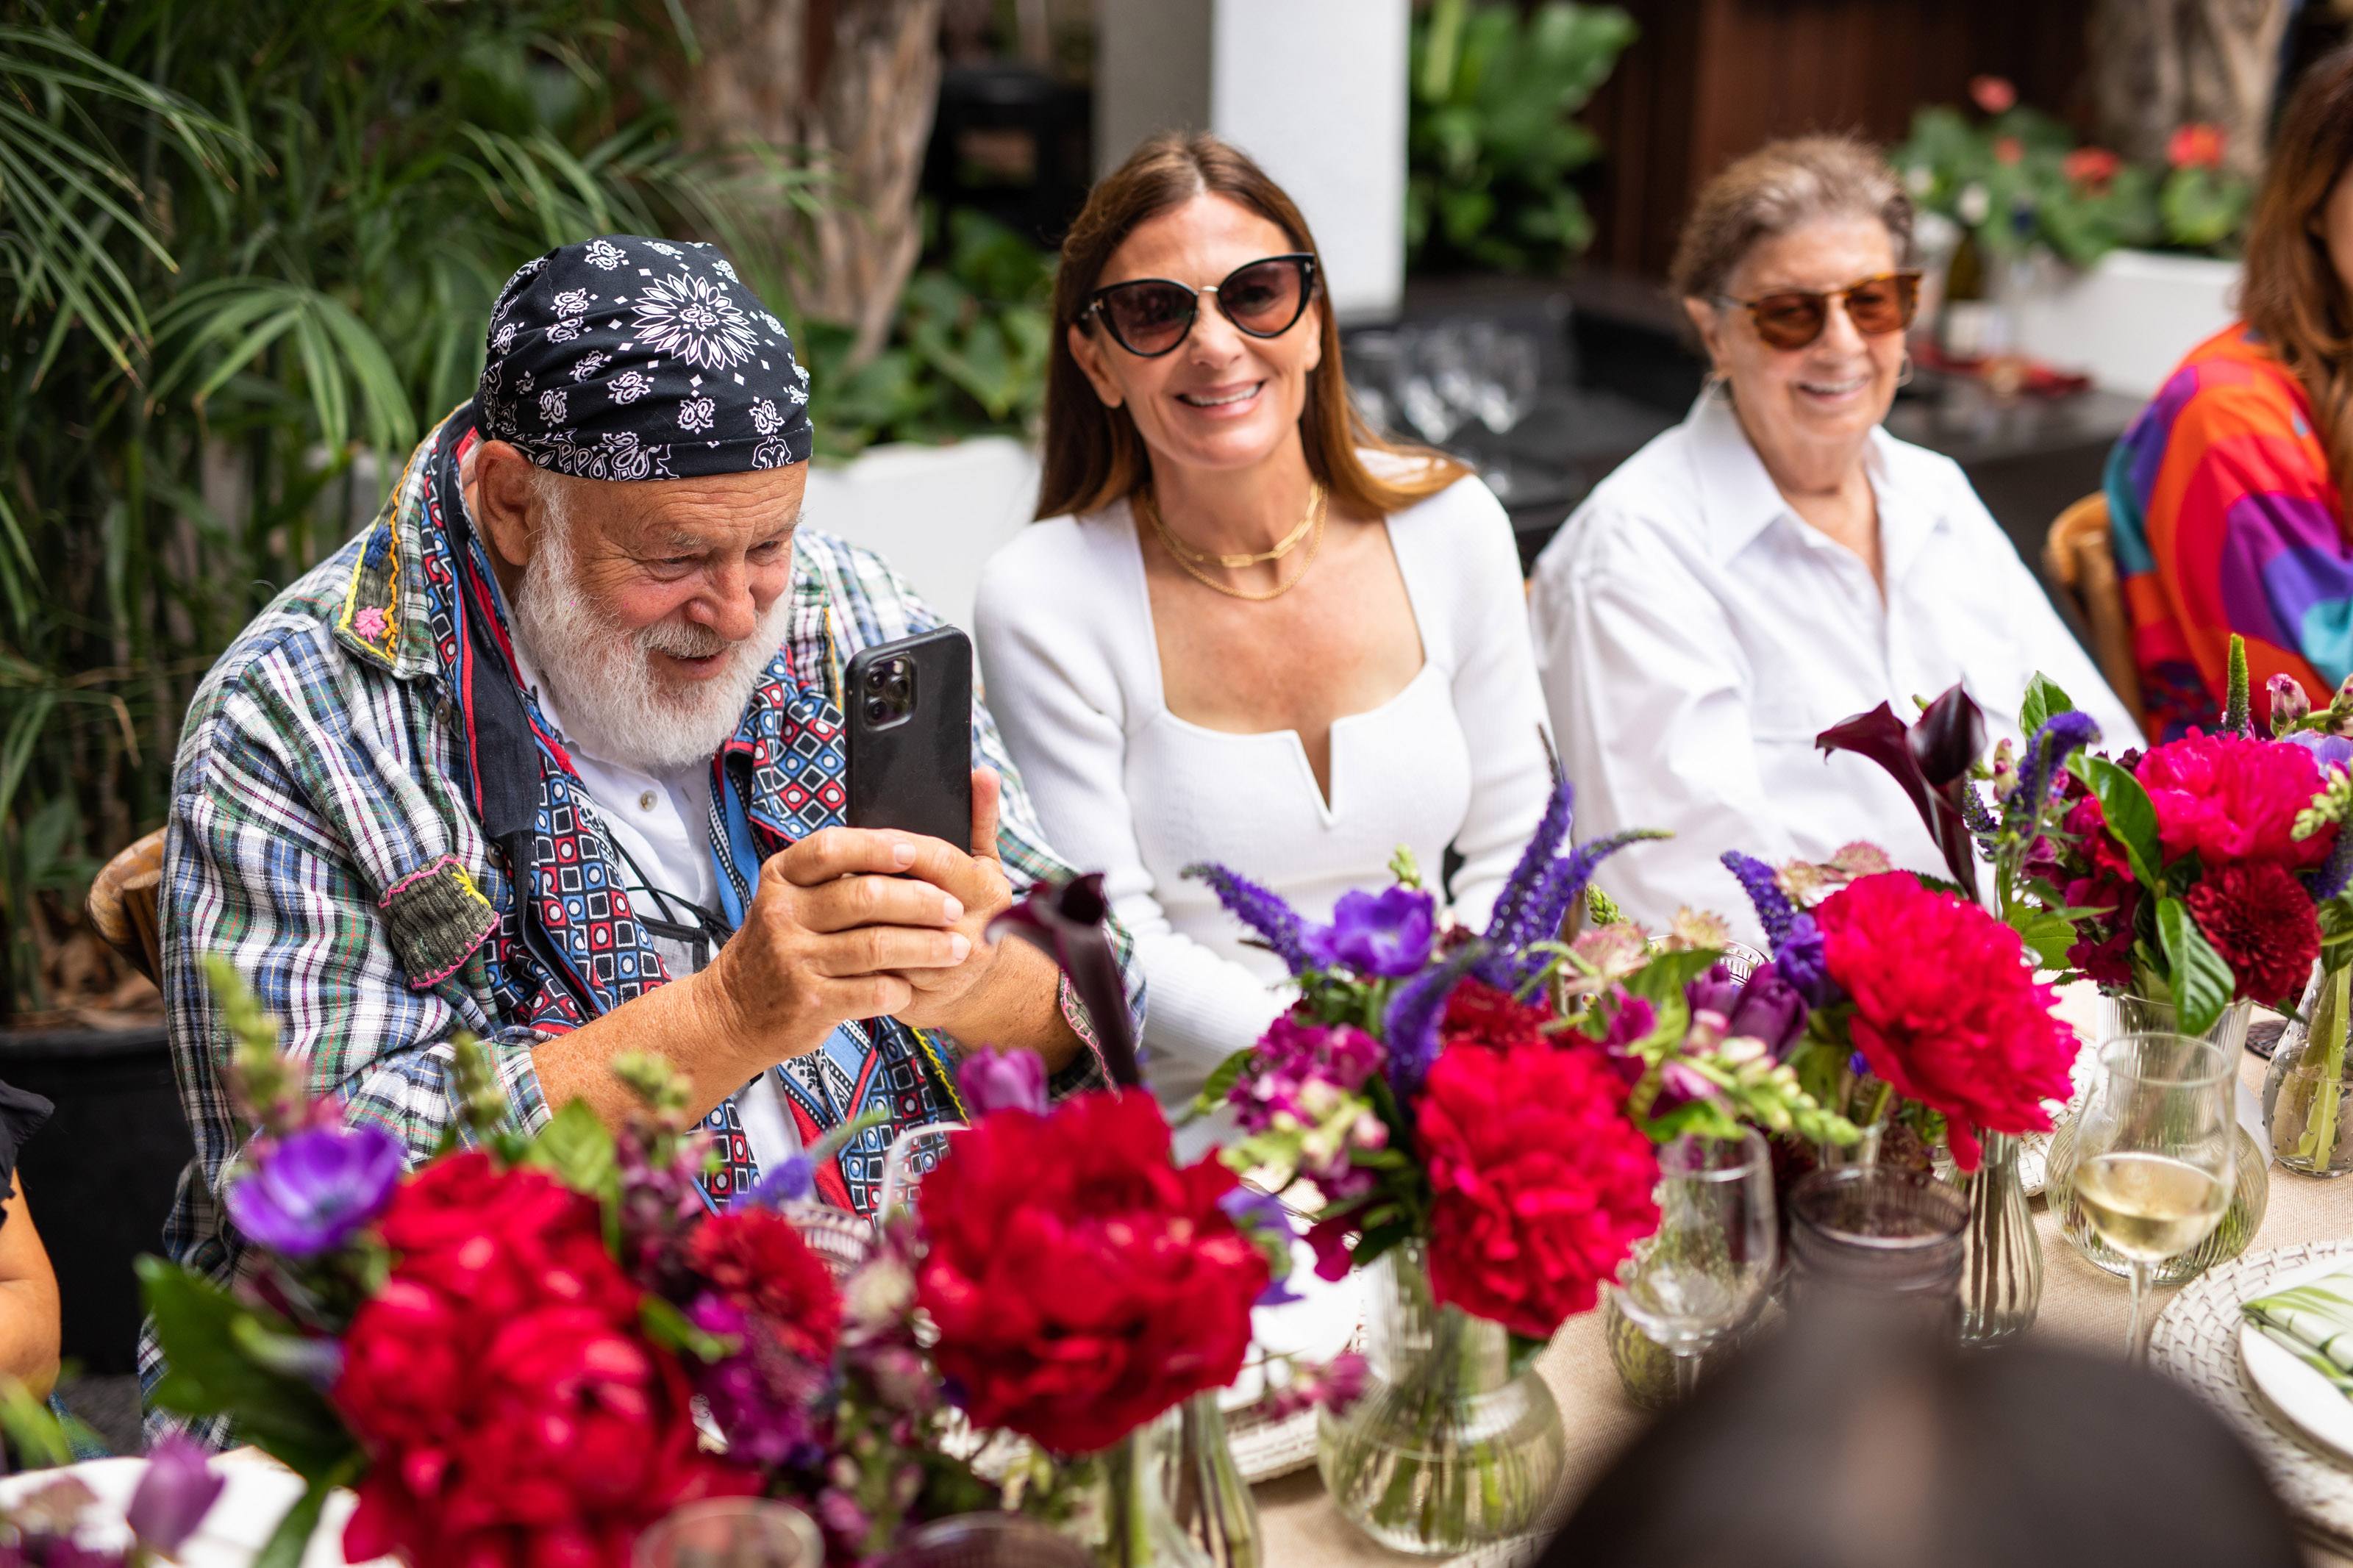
{"left": 1036, "top": 131, "right": 1469, "bottom": 521}
{"left": 2242, "top": 42, "right": 2353, "bottom": 490}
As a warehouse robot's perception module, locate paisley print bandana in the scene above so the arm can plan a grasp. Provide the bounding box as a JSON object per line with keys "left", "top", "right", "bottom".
{"left": 476, "top": 235, "right": 814, "bottom": 479}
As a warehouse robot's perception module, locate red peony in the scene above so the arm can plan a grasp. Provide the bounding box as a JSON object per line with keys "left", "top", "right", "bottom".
{"left": 2064, "top": 146, "right": 2121, "bottom": 187}
{"left": 2186, "top": 860, "right": 2323, "bottom": 1006}
{"left": 2135, "top": 731, "right": 2335, "bottom": 873}
{"left": 335, "top": 1155, "right": 750, "bottom": 1568}
{"left": 1415, "top": 1037, "right": 1660, "bottom": 1339}
{"left": 1815, "top": 872, "right": 2079, "bottom": 1172}
{"left": 2169, "top": 123, "right": 2226, "bottom": 170}
{"left": 916, "top": 1090, "right": 1267, "bottom": 1456}
{"left": 1439, "top": 975, "right": 1557, "bottom": 1053}
{"left": 684, "top": 1207, "right": 840, "bottom": 1364}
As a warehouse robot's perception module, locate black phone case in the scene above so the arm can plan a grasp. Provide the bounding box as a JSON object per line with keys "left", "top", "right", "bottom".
{"left": 844, "top": 626, "right": 974, "bottom": 848}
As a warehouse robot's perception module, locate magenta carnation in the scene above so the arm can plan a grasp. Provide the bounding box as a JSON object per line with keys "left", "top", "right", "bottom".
{"left": 1227, "top": 1012, "right": 1383, "bottom": 1132}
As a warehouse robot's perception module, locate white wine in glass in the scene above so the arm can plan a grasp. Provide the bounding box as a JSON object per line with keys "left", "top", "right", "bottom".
{"left": 2072, "top": 1033, "right": 2235, "bottom": 1363}
{"left": 2072, "top": 1153, "right": 2230, "bottom": 1261}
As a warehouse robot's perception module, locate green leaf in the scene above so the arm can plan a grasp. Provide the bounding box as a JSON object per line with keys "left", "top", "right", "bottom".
{"left": 2020, "top": 672, "right": 2074, "bottom": 737}
{"left": 138, "top": 1259, "right": 358, "bottom": 1480}
{"left": 2070, "top": 753, "right": 2165, "bottom": 892}
{"left": 2013, "top": 909, "right": 2080, "bottom": 971}
{"left": 522, "top": 1098, "right": 618, "bottom": 1205}
{"left": 251, "top": 1457, "right": 360, "bottom": 1568}
{"left": 1621, "top": 946, "right": 1724, "bottom": 1006}
{"left": 640, "top": 1294, "right": 735, "bottom": 1364}
{"left": 2157, "top": 896, "right": 2237, "bottom": 1037}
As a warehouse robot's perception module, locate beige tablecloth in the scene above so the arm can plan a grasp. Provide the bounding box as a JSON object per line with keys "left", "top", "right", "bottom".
{"left": 1254, "top": 991, "right": 2353, "bottom": 1567}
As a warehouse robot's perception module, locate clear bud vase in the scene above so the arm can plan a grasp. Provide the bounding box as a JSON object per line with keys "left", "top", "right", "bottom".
{"left": 1158, "top": 1392, "right": 1259, "bottom": 1568}
{"left": 2265, "top": 962, "right": 2353, "bottom": 1178}
{"left": 1080, "top": 1411, "right": 1213, "bottom": 1568}
{"left": 1954, "top": 1131, "right": 2040, "bottom": 1345}
{"left": 1313, "top": 1244, "right": 1565, "bottom": 1556}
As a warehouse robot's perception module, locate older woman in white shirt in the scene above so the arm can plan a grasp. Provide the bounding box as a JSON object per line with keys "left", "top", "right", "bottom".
{"left": 976, "top": 132, "right": 1552, "bottom": 1140}
{"left": 1531, "top": 135, "right": 2138, "bottom": 940}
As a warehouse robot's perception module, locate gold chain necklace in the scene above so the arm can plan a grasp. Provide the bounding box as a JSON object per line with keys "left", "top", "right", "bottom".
{"left": 1138, "top": 482, "right": 1329, "bottom": 602}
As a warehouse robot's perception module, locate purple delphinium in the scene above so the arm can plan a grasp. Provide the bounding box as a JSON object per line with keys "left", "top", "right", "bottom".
{"left": 2004, "top": 710, "right": 2102, "bottom": 834}
{"left": 955, "top": 1048, "right": 1048, "bottom": 1117}
{"left": 1381, "top": 945, "right": 1484, "bottom": 1107}
{"left": 224, "top": 1122, "right": 403, "bottom": 1257}
{"left": 1187, "top": 862, "right": 1318, "bottom": 975}
{"left": 1720, "top": 851, "right": 1796, "bottom": 950}
{"left": 1772, "top": 912, "right": 1840, "bottom": 1008}
{"left": 1304, "top": 887, "right": 1436, "bottom": 978}
{"left": 1483, "top": 770, "right": 1575, "bottom": 954}
{"left": 126, "top": 1434, "right": 224, "bottom": 1553}
{"left": 2311, "top": 820, "right": 2353, "bottom": 902}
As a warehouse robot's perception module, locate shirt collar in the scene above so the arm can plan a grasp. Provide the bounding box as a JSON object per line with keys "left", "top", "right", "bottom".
{"left": 1685, "top": 384, "right": 1935, "bottom": 570}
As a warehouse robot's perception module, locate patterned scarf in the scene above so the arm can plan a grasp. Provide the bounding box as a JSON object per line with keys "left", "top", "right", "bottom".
{"left": 410, "top": 409, "right": 958, "bottom": 1213}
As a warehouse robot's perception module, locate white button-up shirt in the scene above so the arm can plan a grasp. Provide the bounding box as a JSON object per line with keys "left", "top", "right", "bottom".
{"left": 1529, "top": 387, "right": 2142, "bottom": 944}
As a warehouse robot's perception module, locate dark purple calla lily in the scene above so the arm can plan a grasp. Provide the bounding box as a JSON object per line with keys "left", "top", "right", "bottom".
{"left": 989, "top": 872, "right": 1140, "bottom": 1088}
{"left": 126, "top": 1434, "right": 224, "bottom": 1553}
{"left": 1724, "top": 963, "right": 1810, "bottom": 1058}
{"left": 1817, "top": 684, "right": 1986, "bottom": 898}
{"left": 224, "top": 1121, "right": 403, "bottom": 1257}
{"left": 1304, "top": 887, "right": 1436, "bottom": 978}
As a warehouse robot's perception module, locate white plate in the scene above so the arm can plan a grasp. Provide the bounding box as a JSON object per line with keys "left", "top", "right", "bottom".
{"left": 2239, "top": 1256, "right": 2353, "bottom": 1467}
{"left": 0, "top": 1453, "right": 382, "bottom": 1567}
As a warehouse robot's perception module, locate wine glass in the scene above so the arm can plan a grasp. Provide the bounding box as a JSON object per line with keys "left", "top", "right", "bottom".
{"left": 2071, "top": 1032, "right": 2236, "bottom": 1362}
{"left": 876, "top": 1122, "right": 965, "bottom": 1219}
{"left": 635, "top": 1498, "right": 823, "bottom": 1567}
{"left": 1612, "top": 1129, "right": 1778, "bottom": 1397}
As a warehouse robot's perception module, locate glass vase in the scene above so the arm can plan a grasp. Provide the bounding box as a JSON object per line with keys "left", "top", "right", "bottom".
{"left": 1157, "top": 1392, "right": 1259, "bottom": 1568}
{"left": 1954, "top": 1131, "right": 2040, "bottom": 1345}
{"left": 1314, "top": 1245, "right": 1565, "bottom": 1556}
{"left": 1079, "top": 1415, "right": 1211, "bottom": 1568}
{"left": 2100, "top": 992, "right": 2254, "bottom": 1061}
{"left": 2265, "top": 962, "right": 2353, "bottom": 1178}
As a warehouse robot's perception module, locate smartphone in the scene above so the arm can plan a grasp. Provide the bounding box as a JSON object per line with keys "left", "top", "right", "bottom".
{"left": 844, "top": 626, "right": 974, "bottom": 848}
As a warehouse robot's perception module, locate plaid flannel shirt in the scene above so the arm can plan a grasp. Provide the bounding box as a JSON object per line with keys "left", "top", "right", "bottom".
{"left": 141, "top": 456, "right": 1140, "bottom": 1442}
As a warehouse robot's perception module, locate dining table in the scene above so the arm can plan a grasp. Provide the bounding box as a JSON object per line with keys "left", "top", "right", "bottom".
{"left": 1252, "top": 985, "right": 2353, "bottom": 1568}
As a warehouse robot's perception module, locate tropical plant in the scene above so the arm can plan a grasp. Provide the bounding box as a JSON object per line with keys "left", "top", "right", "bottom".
{"left": 0, "top": 2, "right": 826, "bottom": 1016}
{"left": 1404, "top": 0, "right": 1637, "bottom": 275}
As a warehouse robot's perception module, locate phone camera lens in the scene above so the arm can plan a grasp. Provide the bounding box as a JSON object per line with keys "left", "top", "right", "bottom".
{"left": 865, "top": 696, "right": 890, "bottom": 722}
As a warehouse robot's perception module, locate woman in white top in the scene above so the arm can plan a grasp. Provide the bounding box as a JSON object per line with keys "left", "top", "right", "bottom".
{"left": 1529, "top": 135, "right": 2140, "bottom": 942}
{"left": 975, "top": 132, "right": 1553, "bottom": 1136}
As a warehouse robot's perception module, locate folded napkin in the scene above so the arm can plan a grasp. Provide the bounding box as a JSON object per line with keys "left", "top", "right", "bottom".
{"left": 2245, "top": 1265, "right": 2353, "bottom": 1395}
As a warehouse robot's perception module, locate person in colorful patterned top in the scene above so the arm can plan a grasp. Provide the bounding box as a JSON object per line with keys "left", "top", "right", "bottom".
{"left": 2110, "top": 44, "right": 2353, "bottom": 740}
{"left": 144, "top": 236, "right": 1138, "bottom": 1444}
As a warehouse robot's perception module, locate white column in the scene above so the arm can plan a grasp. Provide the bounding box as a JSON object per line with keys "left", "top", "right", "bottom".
{"left": 1094, "top": 0, "right": 1410, "bottom": 323}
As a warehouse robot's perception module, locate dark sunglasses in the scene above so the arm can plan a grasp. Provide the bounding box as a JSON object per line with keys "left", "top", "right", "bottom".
{"left": 1713, "top": 270, "right": 1922, "bottom": 351}
{"left": 1081, "top": 254, "right": 1318, "bottom": 357}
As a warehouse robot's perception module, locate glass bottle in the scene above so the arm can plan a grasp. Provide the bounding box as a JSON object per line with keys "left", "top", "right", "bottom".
{"left": 1314, "top": 1245, "right": 1565, "bottom": 1556}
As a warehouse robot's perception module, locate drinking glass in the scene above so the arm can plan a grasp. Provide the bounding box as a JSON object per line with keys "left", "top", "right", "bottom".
{"left": 1612, "top": 1130, "right": 1777, "bottom": 1397}
{"left": 1787, "top": 1166, "right": 1968, "bottom": 1329}
{"left": 2070, "top": 1032, "right": 2236, "bottom": 1362}
{"left": 877, "top": 1122, "right": 965, "bottom": 1219}
{"left": 874, "top": 1513, "right": 1095, "bottom": 1568}
{"left": 635, "top": 1498, "right": 823, "bottom": 1568}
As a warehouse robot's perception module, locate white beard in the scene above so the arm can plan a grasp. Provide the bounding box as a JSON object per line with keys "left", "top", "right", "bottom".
{"left": 508, "top": 501, "right": 790, "bottom": 772}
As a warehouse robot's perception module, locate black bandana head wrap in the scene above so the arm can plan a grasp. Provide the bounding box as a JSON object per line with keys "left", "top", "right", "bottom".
{"left": 476, "top": 235, "right": 814, "bottom": 479}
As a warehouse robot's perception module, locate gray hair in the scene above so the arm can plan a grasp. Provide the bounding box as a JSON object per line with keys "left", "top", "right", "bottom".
{"left": 1669, "top": 135, "right": 1915, "bottom": 302}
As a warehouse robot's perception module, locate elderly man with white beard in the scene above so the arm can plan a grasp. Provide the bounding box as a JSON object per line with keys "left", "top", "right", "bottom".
{"left": 143, "top": 237, "right": 1138, "bottom": 1445}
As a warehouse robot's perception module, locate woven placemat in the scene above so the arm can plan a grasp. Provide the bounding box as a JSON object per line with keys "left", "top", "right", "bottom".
{"left": 2150, "top": 1238, "right": 2353, "bottom": 1553}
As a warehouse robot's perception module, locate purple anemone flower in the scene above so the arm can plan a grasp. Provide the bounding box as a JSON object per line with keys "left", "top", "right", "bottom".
{"left": 956, "top": 1048, "right": 1049, "bottom": 1118}
{"left": 126, "top": 1434, "right": 225, "bottom": 1553}
{"left": 1304, "top": 887, "right": 1435, "bottom": 978}
{"left": 2286, "top": 728, "right": 2353, "bottom": 777}
{"left": 224, "top": 1122, "right": 403, "bottom": 1257}
{"left": 1724, "top": 964, "right": 1810, "bottom": 1059}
